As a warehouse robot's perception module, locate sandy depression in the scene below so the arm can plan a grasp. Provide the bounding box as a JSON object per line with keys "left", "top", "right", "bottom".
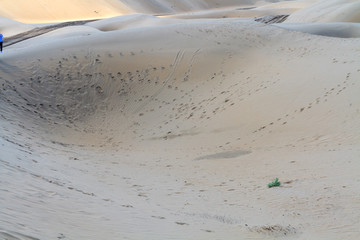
{"left": 1, "top": 0, "right": 360, "bottom": 239}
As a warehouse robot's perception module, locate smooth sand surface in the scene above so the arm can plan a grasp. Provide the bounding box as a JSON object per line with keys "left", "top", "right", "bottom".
{"left": 0, "top": 17, "right": 34, "bottom": 37}
{"left": 285, "top": 0, "right": 360, "bottom": 23}
{"left": 275, "top": 22, "right": 360, "bottom": 38}
{"left": 1, "top": 1, "right": 360, "bottom": 240}
{"left": 0, "top": 0, "right": 268, "bottom": 24}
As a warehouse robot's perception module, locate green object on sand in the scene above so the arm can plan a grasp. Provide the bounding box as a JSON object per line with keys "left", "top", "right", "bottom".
{"left": 268, "top": 178, "right": 281, "bottom": 188}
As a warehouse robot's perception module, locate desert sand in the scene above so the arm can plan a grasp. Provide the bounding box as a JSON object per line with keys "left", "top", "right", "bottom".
{"left": 1, "top": 0, "right": 360, "bottom": 239}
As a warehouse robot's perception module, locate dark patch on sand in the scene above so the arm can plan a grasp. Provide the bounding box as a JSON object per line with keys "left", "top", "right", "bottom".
{"left": 249, "top": 224, "right": 298, "bottom": 236}
{"left": 255, "top": 15, "right": 289, "bottom": 24}
{"left": 195, "top": 150, "right": 251, "bottom": 160}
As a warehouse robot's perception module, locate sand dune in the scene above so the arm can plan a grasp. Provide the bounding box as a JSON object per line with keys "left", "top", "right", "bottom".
{"left": 275, "top": 22, "right": 360, "bottom": 38}
{"left": 1, "top": 1, "right": 360, "bottom": 240}
{"left": 0, "top": 17, "right": 34, "bottom": 37}
{"left": 285, "top": 0, "right": 360, "bottom": 23}
{"left": 0, "top": 0, "right": 269, "bottom": 24}
{"left": 0, "top": 0, "right": 132, "bottom": 23}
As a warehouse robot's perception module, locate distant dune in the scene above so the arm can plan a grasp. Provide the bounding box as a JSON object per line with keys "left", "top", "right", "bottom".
{"left": 0, "top": 0, "right": 265, "bottom": 23}
{"left": 1, "top": 1, "right": 360, "bottom": 240}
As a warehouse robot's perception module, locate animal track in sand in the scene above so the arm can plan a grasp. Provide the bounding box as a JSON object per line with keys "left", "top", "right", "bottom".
{"left": 249, "top": 224, "right": 298, "bottom": 237}
{"left": 252, "top": 72, "right": 354, "bottom": 134}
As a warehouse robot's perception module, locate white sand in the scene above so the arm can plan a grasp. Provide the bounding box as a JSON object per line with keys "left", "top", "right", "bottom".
{"left": 0, "top": 17, "right": 34, "bottom": 37}
{"left": 275, "top": 22, "right": 360, "bottom": 38}
{"left": 1, "top": 1, "right": 360, "bottom": 240}
{"left": 285, "top": 0, "right": 360, "bottom": 23}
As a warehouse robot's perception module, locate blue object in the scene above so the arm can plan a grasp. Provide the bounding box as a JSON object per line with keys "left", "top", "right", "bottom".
{"left": 0, "top": 34, "right": 3, "bottom": 42}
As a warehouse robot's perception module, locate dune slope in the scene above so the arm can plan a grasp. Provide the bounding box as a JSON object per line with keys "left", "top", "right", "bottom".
{"left": 1, "top": 1, "right": 360, "bottom": 240}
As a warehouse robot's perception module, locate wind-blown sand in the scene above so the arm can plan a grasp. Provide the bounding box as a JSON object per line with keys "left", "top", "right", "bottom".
{"left": 1, "top": 1, "right": 360, "bottom": 240}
